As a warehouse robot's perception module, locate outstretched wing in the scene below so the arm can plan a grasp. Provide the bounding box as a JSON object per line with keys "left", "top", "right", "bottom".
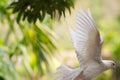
{"left": 69, "top": 8, "right": 103, "bottom": 66}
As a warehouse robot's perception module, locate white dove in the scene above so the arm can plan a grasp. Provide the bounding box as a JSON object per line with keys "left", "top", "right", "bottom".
{"left": 55, "top": 8, "right": 116, "bottom": 80}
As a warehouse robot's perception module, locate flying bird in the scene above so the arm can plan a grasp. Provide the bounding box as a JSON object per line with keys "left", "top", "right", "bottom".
{"left": 55, "top": 8, "right": 116, "bottom": 80}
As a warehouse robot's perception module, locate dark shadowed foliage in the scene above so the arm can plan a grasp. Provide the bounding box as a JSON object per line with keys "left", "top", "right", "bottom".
{"left": 10, "top": 0, "right": 74, "bottom": 23}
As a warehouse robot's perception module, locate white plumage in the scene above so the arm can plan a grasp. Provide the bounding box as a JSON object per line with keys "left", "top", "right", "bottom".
{"left": 55, "top": 8, "right": 116, "bottom": 80}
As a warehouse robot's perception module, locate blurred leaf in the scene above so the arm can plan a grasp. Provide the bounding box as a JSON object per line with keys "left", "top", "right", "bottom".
{"left": 0, "top": 0, "right": 58, "bottom": 78}
{"left": 0, "top": 76, "right": 4, "bottom": 80}
{"left": 0, "top": 47, "right": 20, "bottom": 80}
{"left": 31, "top": 24, "right": 56, "bottom": 75}
{"left": 10, "top": 0, "right": 74, "bottom": 23}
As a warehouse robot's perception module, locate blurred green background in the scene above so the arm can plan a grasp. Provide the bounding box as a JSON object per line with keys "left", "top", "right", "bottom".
{"left": 0, "top": 0, "right": 120, "bottom": 80}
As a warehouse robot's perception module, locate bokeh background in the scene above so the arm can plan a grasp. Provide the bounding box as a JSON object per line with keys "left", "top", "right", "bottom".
{"left": 0, "top": 0, "right": 120, "bottom": 80}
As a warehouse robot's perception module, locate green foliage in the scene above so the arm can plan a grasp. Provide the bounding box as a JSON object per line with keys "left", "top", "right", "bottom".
{"left": 0, "top": 47, "right": 19, "bottom": 80}
{"left": 94, "top": 70, "right": 112, "bottom": 80}
{"left": 113, "top": 44, "right": 120, "bottom": 80}
{"left": 10, "top": 0, "right": 74, "bottom": 23}
{"left": 18, "top": 21, "right": 57, "bottom": 76}
{"left": 0, "top": 0, "right": 74, "bottom": 79}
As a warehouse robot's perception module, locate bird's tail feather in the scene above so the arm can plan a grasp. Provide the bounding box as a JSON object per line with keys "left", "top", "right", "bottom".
{"left": 55, "top": 65, "right": 74, "bottom": 80}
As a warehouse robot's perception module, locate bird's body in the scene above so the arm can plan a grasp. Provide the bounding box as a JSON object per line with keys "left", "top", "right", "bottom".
{"left": 55, "top": 8, "right": 115, "bottom": 80}
{"left": 74, "top": 60, "right": 108, "bottom": 80}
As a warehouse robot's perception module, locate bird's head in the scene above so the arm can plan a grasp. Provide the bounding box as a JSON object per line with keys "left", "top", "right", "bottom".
{"left": 103, "top": 60, "right": 116, "bottom": 70}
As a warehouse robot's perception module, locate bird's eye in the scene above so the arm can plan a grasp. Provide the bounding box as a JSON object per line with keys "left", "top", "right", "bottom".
{"left": 112, "top": 63, "right": 115, "bottom": 66}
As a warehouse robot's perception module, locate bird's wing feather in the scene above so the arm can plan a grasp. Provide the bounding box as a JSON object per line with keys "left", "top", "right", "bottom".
{"left": 69, "top": 8, "right": 103, "bottom": 66}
